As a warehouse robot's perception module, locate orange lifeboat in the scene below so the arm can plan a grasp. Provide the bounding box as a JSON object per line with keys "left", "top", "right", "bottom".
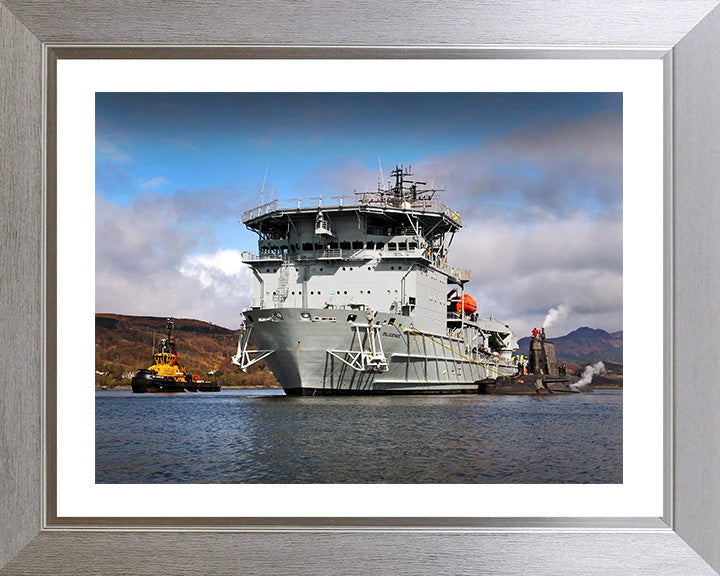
{"left": 455, "top": 294, "right": 477, "bottom": 315}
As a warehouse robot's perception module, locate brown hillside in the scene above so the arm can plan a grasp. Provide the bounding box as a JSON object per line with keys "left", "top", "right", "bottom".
{"left": 95, "top": 313, "right": 279, "bottom": 389}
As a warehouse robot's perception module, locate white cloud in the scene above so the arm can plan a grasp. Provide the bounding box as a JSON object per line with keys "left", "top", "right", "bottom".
{"left": 95, "top": 197, "right": 252, "bottom": 329}
{"left": 448, "top": 213, "right": 622, "bottom": 338}
{"left": 96, "top": 137, "right": 131, "bottom": 163}
{"left": 179, "top": 249, "right": 252, "bottom": 297}
{"left": 140, "top": 176, "right": 169, "bottom": 190}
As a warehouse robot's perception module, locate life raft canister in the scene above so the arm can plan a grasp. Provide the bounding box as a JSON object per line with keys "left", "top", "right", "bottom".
{"left": 455, "top": 294, "right": 477, "bottom": 315}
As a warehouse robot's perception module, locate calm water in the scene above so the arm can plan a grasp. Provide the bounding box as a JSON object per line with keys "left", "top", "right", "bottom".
{"left": 95, "top": 389, "right": 622, "bottom": 484}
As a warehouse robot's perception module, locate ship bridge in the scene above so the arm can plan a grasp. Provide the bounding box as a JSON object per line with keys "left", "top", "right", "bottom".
{"left": 240, "top": 165, "right": 472, "bottom": 335}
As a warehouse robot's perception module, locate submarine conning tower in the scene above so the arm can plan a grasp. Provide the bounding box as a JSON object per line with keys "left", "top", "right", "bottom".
{"left": 529, "top": 338, "right": 559, "bottom": 376}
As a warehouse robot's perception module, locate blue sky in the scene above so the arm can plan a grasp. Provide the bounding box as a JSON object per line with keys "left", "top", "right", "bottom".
{"left": 96, "top": 92, "right": 622, "bottom": 335}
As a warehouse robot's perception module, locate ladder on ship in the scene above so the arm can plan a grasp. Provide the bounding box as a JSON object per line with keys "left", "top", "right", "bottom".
{"left": 274, "top": 264, "right": 289, "bottom": 306}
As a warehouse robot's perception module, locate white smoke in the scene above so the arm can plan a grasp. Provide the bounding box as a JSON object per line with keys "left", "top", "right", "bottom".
{"left": 571, "top": 361, "right": 606, "bottom": 391}
{"left": 542, "top": 304, "right": 571, "bottom": 329}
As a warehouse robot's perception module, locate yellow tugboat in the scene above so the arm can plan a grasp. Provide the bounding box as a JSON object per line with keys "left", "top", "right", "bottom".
{"left": 131, "top": 318, "right": 208, "bottom": 393}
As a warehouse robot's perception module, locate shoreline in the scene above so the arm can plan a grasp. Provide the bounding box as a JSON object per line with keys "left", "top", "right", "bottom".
{"left": 96, "top": 384, "right": 622, "bottom": 391}
{"left": 95, "top": 384, "right": 282, "bottom": 391}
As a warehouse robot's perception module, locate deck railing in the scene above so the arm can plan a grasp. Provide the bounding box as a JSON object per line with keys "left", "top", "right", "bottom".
{"left": 241, "top": 249, "right": 471, "bottom": 281}
{"left": 241, "top": 194, "right": 462, "bottom": 225}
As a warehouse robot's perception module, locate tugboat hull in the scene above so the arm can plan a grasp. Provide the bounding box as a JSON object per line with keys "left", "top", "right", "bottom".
{"left": 130, "top": 370, "right": 186, "bottom": 393}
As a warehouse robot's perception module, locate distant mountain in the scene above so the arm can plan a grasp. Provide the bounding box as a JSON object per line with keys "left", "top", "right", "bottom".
{"left": 517, "top": 327, "right": 623, "bottom": 363}
{"left": 95, "top": 313, "right": 279, "bottom": 388}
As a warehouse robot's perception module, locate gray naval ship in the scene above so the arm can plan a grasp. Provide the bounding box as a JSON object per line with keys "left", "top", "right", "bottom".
{"left": 232, "top": 165, "right": 519, "bottom": 395}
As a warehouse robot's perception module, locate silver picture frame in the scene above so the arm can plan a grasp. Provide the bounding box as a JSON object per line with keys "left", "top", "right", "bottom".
{"left": 2, "top": 1, "right": 720, "bottom": 574}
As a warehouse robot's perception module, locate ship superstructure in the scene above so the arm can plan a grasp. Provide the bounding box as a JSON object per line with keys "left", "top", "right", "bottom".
{"left": 232, "top": 165, "right": 519, "bottom": 394}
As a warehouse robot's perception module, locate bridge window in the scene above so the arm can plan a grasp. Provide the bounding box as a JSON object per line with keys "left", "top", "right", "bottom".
{"left": 340, "top": 241, "right": 351, "bottom": 249}
{"left": 366, "top": 241, "right": 375, "bottom": 249}
{"left": 352, "top": 241, "right": 363, "bottom": 249}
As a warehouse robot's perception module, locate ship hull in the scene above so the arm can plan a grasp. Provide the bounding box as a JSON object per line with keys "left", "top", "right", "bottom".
{"left": 131, "top": 371, "right": 187, "bottom": 393}
{"left": 245, "top": 308, "right": 518, "bottom": 395}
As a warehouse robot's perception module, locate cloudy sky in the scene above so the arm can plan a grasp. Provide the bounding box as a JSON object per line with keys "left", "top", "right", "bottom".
{"left": 95, "top": 92, "right": 622, "bottom": 337}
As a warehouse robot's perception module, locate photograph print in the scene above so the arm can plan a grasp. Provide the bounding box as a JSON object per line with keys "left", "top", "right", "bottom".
{"left": 95, "top": 92, "right": 622, "bottom": 484}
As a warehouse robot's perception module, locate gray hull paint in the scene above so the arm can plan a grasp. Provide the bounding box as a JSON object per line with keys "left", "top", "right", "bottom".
{"left": 247, "top": 308, "right": 518, "bottom": 395}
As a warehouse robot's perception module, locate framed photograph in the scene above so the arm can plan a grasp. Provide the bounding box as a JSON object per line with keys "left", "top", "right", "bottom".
{"left": 68, "top": 61, "right": 647, "bottom": 514}
{"left": 2, "top": 2, "right": 720, "bottom": 574}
